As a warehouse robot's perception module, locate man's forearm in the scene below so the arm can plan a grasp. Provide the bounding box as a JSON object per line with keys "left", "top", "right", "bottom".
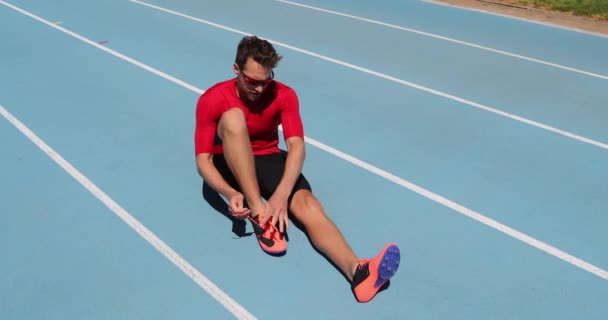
{"left": 275, "top": 138, "right": 305, "bottom": 197}
{"left": 197, "top": 155, "right": 239, "bottom": 199}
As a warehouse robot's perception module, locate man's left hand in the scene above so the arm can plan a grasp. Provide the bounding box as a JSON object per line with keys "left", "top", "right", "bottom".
{"left": 262, "top": 194, "right": 289, "bottom": 233}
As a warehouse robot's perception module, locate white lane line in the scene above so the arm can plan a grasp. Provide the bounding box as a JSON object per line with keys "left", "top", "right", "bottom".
{"left": 421, "top": 0, "right": 608, "bottom": 39}
{"left": 129, "top": 0, "right": 608, "bottom": 151}
{"left": 303, "top": 136, "right": 608, "bottom": 281}
{"left": 4, "top": 0, "right": 607, "bottom": 288}
{"left": 0, "top": 104, "right": 256, "bottom": 320}
{"left": 276, "top": 0, "right": 608, "bottom": 80}
{"left": 0, "top": 3, "right": 254, "bottom": 319}
{"left": 1, "top": 1, "right": 203, "bottom": 95}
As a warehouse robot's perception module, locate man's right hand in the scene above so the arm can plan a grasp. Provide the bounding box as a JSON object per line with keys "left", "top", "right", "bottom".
{"left": 228, "top": 191, "right": 251, "bottom": 219}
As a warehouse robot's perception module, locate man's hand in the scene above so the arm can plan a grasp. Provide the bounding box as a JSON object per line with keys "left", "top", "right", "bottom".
{"left": 261, "top": 193, "right": 289, "bottom": 233}
{"left": 227, "top": 191, "right": 251, "bottom": 219}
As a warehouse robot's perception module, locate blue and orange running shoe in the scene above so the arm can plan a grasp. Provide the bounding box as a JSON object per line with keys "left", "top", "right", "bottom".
{"left": 351, "top": 243, "right": 400, "bottom": 303}
{"left": 248, "top": 215, "right": 287, "bottom": 256}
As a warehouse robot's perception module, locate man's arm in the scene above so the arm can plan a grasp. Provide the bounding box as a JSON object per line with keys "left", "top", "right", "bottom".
{"left": 261, "top": 87, "right": 306, "bottom": 230}
{"left": 275, "top": 87, "right": 305, "bottom": 197}
{"left": 262, "top": 136, "right": 305, "bottom": 231}
{"left": 195, "top": 92, "right": 256, "bottom": 217}
{"left": 274, "top": 136, "right": 305, "bottom": 198}
{"left": 196, "top": 153, "right": 238, "bottom": 198}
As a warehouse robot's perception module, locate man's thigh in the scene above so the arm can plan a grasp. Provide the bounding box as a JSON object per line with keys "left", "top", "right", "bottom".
{"left": 212, "top": 152, "right": 312, "bottom": 202}
{"left": 253, "top": 151, "right": 312, "bottom": 202}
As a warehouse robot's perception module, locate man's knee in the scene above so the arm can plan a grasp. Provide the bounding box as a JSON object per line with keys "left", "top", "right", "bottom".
{"left": 291, "top": 190, "right": 324, "bottom": 218}
{"left": 218, "top": 108, "right": 247, "bottom": 139}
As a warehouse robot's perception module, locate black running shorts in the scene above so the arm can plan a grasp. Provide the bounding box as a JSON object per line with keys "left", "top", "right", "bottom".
{"left": 212, "top": 151, "right": 312, "bottom": 203}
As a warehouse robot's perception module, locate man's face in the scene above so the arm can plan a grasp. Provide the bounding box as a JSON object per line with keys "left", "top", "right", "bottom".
{"left": 234, "top": 57, "right": 273, "bottom": 103}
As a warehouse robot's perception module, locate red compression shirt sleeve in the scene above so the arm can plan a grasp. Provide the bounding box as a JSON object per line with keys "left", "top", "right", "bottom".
{"left": 281, "top": 88, "right": 304, "bottom": 140}
{"left": 194, "top": 93, "right": 224, "bottom": 155}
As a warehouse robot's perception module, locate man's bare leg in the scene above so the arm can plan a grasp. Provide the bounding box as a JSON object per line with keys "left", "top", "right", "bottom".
{"left": 289, "top": 189, "right": 359, "bottom": 281}
{"left": 217, "top": 108, "right": 265, "bottom": 214}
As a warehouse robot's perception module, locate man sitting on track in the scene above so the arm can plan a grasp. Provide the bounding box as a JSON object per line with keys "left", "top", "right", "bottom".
{"left": 194, "top": 35, "right": 400, "bottom": 303}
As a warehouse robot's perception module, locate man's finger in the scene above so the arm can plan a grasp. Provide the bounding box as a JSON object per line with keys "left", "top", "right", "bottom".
{"left": 232, "top": 208, "right": 251, "bottom": 218}
{"left": 282, "top": 214, "right": 289, "bottom": 233}
{"left": 271, "top": 213, "right": 278, "bottom": 227}
{"left": 278, "top": 216, "right": 284, "bottom": 234}
{"left": 230, "top": 197, "right": 246, "bottom": 213}
{"left": 259, "top": 208, "right": 271, "bottom": 225}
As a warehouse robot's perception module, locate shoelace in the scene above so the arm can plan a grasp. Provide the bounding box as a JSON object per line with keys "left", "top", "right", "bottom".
{"left": 263, "top": 222, "right": 283, "bottom": 240}
{"left": 248, "top": 215, "right": 283, "bottom": 245}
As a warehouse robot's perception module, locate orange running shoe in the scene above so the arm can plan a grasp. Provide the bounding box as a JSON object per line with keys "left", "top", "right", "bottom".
{"left": 248, "top": 215, "right": 287, "bottom": 256}
{"left": 351, "top": 243, "right": 400, "bottom": 303}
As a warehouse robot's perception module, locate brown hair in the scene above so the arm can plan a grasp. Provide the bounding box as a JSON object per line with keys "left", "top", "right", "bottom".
{"left": 235, "top": 36, "right": 282, "bottom": 69}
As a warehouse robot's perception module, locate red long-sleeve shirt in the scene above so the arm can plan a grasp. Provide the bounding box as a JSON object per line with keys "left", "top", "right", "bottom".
{"left": 195, "top": 79, "right": 304, "bottom": 155}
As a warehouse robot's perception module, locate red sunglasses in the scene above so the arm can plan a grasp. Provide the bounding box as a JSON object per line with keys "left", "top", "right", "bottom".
{"left": 241, "top": 71, "right": 274, "bottom": 87}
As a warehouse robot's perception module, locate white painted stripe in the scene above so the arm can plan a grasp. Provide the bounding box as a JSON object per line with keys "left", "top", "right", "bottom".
{"left": 0, "top": 102, "right": 256, "bottom": 320}
{"left": 0, "top": 3, "right": 253, "bottom": 318}
{"left": 275, "top": 0, "right": 608, "bottom": 80}
{"left": 129, "top": 0, "right": 608, "bottom": 151}
{"left": 0, "top": 1, "right": 204, "bottom": 95}
{"left": 421, "top": 0, "right": 608, "bottom": 39}
{"left": 3, "top": 0, "right": 607, "bottom": 288}
{"left": 303, "top": 136, "right": 608, "bottom": 281}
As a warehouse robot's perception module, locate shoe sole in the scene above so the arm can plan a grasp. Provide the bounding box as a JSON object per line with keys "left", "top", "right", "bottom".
{"left": 375, "top": 244, "right": 400, "bottom": 289}
{"left": 379, "top": 246, "right": 400, "bottom": 279}
{"left": 353, "top": 243, "right": 401, "bottom": 303}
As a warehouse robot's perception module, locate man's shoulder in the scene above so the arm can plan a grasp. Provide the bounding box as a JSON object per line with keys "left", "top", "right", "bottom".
{"left": 203, "top": 79, "right": 234, "bottom": 96}
{"left": 273, "top": 80, "right": 297, "bottom": 97}
{"left": 198, "top": 79, "right": 235, "bottom": 106}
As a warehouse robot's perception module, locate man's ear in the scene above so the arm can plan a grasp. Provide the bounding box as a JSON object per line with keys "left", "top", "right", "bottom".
{"left": 233, "top": 63, "right": 240, "bottom": 75}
